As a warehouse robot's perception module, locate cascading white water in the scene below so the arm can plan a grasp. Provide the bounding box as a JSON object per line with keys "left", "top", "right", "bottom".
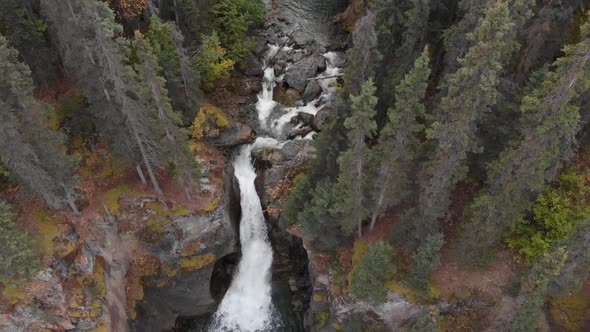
{"left": 210, "top": 42, "right": 341, "bottom": 331}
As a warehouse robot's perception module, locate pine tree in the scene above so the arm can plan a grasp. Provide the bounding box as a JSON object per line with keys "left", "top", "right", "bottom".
{"left": 146, "top": 17, "right": 202, "bottom": 125}
{"left": 410, "top": 232, "right": 444, "bottom": 290}
{"left": 336, "top": 79, "right": 378, "bottom": 237}
{"left": 349, "top": 241, "right": 395, "bottom": 304}
{"left": 0, "top": 35, "right": 79, "bottom": 212}
{"left": 0, "top": 0, "right": 59, "bottom": 85}
{"left": 367, "top": 46, "right": 431, "bottom": 230}
{"left": 0, "top": 200, "right": 40, "bottom": 283}
{"left": 458, "top": 21, "right": 590, "bottom": 264}
{"left": 511, "top": 247, "right": 567, "bottom": 332}
{"left": 408, "top": 0, "right": 533, "bottom": 244}
{"left": 133, "top": 35, "right": 200, "bottom": 197}
{"left": 42, "top": 0, "right": 164, "bottom": 194}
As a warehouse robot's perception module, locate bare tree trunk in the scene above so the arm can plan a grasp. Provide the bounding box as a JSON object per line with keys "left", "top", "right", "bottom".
{"left": 136, "top": 163, "right": 147, "bottom": 185}
{"left": 133, "top": 132, "right": 163, "bottom": 194}
{"left": 370, "top": 165, "right": 391, "bottom": 230}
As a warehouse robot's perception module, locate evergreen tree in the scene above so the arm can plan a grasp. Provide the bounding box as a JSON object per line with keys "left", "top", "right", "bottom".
{"left": 344, "top": 14, "right": 379, "bottom": 95}
{"left": 42, "top": 0, "right": 164, "bottom": 194}
{"left": 0, "top": 200, "right": 40, "bottom": 283}
{"left": 0, "top": 35, "right": 79, "bottom": 212}
{"left": 410, "top": 232, "right": 444, "bottom": 290}
{"left": 211, "top": 0, "right": 265, "bottom": 65}
{"left": 408, "top": 0, "right": 532, "bottom": 244}
{"left": 0, "top": 0, "right": 59, "bottom": 85}
{"left": 511, "top": 247, "right": 567, "bottom": 332}
{"left": 458, "top": 21, "right": 590, "bottom": 264}
{"left": 349, "top": 241, "right": 394, "bottom": 304}
{"left": 551, "top": 221, "right": 590, "bottom": 293}
{"left": 133, "top": 35, "right": 200, "bottom": 196}
{"left": 367, "top": 46, "right": 431, "bottom": 230}
{"left": 146, "top": 17, "right": 202, "bottom": 125}
{"left": 336, "top": 79, "right": 378, "bottom": 237}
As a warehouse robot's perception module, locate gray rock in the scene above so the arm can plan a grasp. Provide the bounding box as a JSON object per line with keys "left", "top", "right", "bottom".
{"left": 312, "top": 107, "right": 334, "bottom": 131}
{"left": 298, "top": 112, "right": 314, "bottom": 125}
{"left": 206, "top": 122, "right": 256, "bottom": 147}
{"left": 284, "top": 54, "right": 325, "bottom": 92}
{"left": 302, "top": 80, "right": 322, "bottom": 103}
{"left": 242, "top": 56, "right": 263, "bottom": 76}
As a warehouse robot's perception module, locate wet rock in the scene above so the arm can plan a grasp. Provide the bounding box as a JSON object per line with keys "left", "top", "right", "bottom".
{"left": 311, "top": 107, "right": 334, "bottom": 131}
{"left": 274, "top": 61, "right": 287, "bottom": 77}
{"left": 302, "top": 80, "right": 322, "bottom": 104}
{"left": 298, "top": 112, "right": 315, "bottom": 126}
{"left": 242, "top": 56, "right": 263, "bottom": 76}
{"left": 284, "top": 55, "right": 325, "bottom": 92}
{"left": 206, "top": 122, "right": 256, "bottom": 148}
{"left": 227, "top": 76, "right": 262, "bottom": 96}
{"left": 287, "top": 127, "right": 314, "bottom": 140}
{"left": 274, "top": 86, "right": 299, "bottom": 107}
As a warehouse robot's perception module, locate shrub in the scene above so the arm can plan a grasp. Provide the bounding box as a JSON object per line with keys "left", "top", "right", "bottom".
{"left": 506, "top": 168, "right": 590, "bottom": 262}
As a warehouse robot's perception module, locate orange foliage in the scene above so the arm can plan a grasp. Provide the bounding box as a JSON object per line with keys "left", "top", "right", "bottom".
{"left": 108, "top": 0, "right": 147, "bottom": 19}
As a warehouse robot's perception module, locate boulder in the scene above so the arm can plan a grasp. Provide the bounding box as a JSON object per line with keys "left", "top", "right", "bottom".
{"left": 206, "top": 122, "right": 256, "bottom": 148}
{"left": 302, "top": 80, "right": 322, "bottom": 103}
{"left": 298, "top": 112, "right": 314, "bottom": 126}
{"left": 311, "top": 107, "right": 334, "bottom": 131}
{"left": 242, "top": 56, "right": 263, "bottom": 76}
{"left": 284, "top": 54, "right": 325, "bottom": 92}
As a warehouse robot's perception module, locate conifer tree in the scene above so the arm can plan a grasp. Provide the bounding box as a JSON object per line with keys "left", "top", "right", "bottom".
{"left": 349, "top": 241, "right": 394, "bottom": 304}
{"left": 407, "top": 0, "right": 532, "bottom": 244}
{"left": 0, "top": 35, "right": 79, "bottom": 212}
{"left": 511, "top": 247, "right": 567, "bottom": 332}
{"left": 458, "top": 21, "right": 590, "bottom": 263}
{"left": 146, "top": 17, "right": 201, "bottom": 124}
{"left": 0, "top": 200, "right": 40, "bottom": 282}
{"left": 133, "top": 35, "right": 200, "bottom": 197}
{"left": 42, "top": 0, "right": 164, "bottom": 194}
{"left": 367, "top": 46, "right": 431, "bottom": 230}
{"left": 336, "top": 79, "right": 378, "bottom": 237}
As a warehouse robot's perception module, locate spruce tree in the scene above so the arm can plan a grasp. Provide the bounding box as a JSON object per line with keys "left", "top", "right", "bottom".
{"left": 146, "top": 17, "right": 201, "bottom": 125}
{"left": 367, "top": 46, "right": 431, "bottom": 230}
{"left": 336, "top": 79, "right": 378, "bottom": 237}
{"left": 133, "top": 35, "right": 200, "bottom": 197}
{"left": 349, "top": 241, "right": 395, "bottom": 304}
{"left": 408, "top": 0, "right": 532, "bottom": 244}
{"left": 42, "top": 0, "right": 164, "bottom": 194}
{"left": 0, "top": 200, "right": 40, "bottom": 283}
{"left": 511, "top": 247, "right": 567, "bottom": 332}
{"left": 458, "top": 21, "right": 590, "bottom": 264}
{"left": 0, "top": 35, "right": 79, "bottom": 212}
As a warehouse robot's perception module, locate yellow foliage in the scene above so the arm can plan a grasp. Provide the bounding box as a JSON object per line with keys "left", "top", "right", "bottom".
{"left": 94, "top": 257, "right": 107, "bottom": 298}
{"left": 90, "top": 299, "right": 102, "bottom": 318}
{"left": 32, "top": 207, "right": 61, "bottom": 256}
{"left": 204, "top": 195, "right": 223, "bottom": 213}
{"left": 549, "top": 291, "right": 590, "bottom": 332}
{"left": 191, "top": 104, "right": 231, "bottom": 140}
{"left": 313, "top": 292, "right": 327, "bottom": 302}
{"left": 87, "top": 320, "right": 108, "bottom": 332}
{"left": 102, "top": 184, "right": 138, "bottom": 215}
{"left": 179, "top": 254, "right": 216, "bottom": 271}
{"left": 180, "top": 238, "right": 202, "bottom": 257}
{"left": 1, "top": 284, "right": 29, "bottom": 305}
{"left": 385, "top": 279, "right": 417, "bottom": 304}
{"left": 332, "top": 322, "right": 343, "bottom": 330}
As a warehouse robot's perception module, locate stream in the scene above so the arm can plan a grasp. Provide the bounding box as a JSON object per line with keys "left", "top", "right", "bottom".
{"left": 208, "top": 0, "right": 345, "bottom": 330}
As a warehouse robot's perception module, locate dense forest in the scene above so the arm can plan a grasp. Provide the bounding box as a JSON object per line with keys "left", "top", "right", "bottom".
{"left": 1, "top": 0, "right": 590, "bottom": 331}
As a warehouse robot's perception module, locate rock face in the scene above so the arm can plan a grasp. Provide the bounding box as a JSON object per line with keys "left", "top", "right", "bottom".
{"left": 312, "top": 107, "right": 334, "bottom": 131}
{"left": 130, "top": 209, "right": 238, "bottom": 332}
{"left": 284, "top": 55, "right": 326, "bottom": 92}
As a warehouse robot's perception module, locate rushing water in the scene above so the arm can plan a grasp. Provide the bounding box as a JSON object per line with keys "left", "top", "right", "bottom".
{"left": 210, "top": 6, "right": 343, "bottom": 330}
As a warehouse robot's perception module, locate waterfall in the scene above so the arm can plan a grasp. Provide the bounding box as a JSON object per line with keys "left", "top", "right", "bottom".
{"left": 210, "top": 42, "right": 341, "bottom": 331}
